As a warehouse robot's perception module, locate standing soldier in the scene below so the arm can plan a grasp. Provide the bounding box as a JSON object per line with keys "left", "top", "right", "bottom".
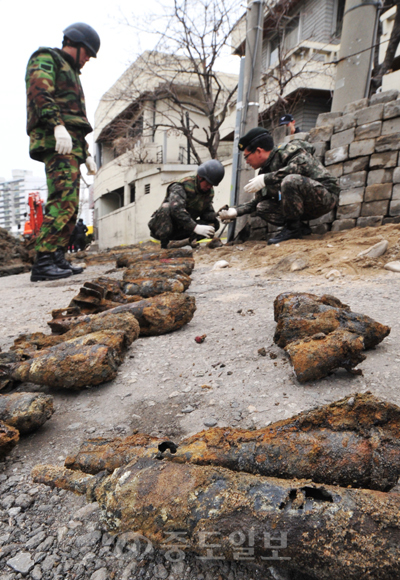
{"left": 26, "top": 23, "right": 100, "bottom": 281}
{"left": 72, "top": 218, "right": 89, "bottom": 252}
{"left": 148, "top": 160, "right": 224, "bottom": 248}
{"left": 219, "top": 128, "right": 339, "bottom": 244}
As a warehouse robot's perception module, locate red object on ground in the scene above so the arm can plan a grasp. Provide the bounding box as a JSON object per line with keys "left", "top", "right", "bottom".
{"left": 195, "top": 334, "right": 207, "bottom": 344}
{"left": 24, "top": 192, "right": 44, "bottom": 237}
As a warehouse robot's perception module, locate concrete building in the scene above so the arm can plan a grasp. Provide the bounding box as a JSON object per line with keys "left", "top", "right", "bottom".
{"left": 228, "top": 0, "right": 344, "bottom": 134}
{"left": 93, "top": 51, "right": 237, "bottom": 249}
{"left": 0, "top": 170, "right": 47, "bottom": 235}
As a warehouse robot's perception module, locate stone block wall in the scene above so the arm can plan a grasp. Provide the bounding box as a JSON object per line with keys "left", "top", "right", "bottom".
{"left": 309, "top": 89, "right": 400, "bottom": 233}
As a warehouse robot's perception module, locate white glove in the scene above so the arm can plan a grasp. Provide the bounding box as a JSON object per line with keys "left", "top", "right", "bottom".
{"left": 219, "top": 207, "right": 237, "bottom": 221}
{"left": 85, "top": 156, "right": 97, "bottom": 175}
{"left": 54, "top": 125, "right": 73, "bottom": 155}
{"left": 194, "top": 224, "right": 215, "bottom": 238}
{"left": 244, "top": 174, "right": 265, "bottom": 194}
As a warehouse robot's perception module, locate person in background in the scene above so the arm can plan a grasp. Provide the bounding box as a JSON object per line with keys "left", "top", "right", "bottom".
{"left": 279, "top": 113, "right": 301, "bottom": 135}
{"left": 72, "top": 218, "right": 89, "bottom": 251}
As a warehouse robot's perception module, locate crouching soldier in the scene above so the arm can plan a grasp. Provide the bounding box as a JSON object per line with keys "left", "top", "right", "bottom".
{"left": 148, "top": 160, "right": 225, "bottom": 248}
{"left": 219, "top": 128, "right": 339, "bottom": 244}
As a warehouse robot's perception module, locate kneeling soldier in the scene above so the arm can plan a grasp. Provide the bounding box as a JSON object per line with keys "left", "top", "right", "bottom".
{"left": 148, "top": 160, "right": 225, "bottom": 248}
{"left": 219, "top": 128, "right": 339, "bottom": 244}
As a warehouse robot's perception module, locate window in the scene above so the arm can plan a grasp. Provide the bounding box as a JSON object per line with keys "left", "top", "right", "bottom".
{"left": 145, "top": 184, "right": 151, "bottom": 195}
{"left": 267, "top": 14, "right": 300, "bottom": 68}
{"left": 284, "top": 15, "right": 300, "bottom": 52}
{"left": 130, "top": 182, "right": 136, "bottom": 203}
{"left": 335, "top": 0, "right": 346, "bottom": 37}
{"left": 269, "top": 35, "right": 280, "bottom": 68}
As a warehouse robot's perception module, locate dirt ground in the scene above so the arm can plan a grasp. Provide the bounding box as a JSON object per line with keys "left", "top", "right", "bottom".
{"left": 1, "top": 223, "right": 400, "bottom": 579}
{"left": 1, "top": 222, "right": 400, "bottom": 466}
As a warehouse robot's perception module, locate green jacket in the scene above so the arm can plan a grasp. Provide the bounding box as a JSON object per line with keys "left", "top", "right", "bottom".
{"left": 236, "top": 140, "right": 340, "bottom": 216}
{"left": 25, "top": 47, "right": 92, "bottom": 161}
{"left": 165, "top": 176, "right": 216, "bottom": 231}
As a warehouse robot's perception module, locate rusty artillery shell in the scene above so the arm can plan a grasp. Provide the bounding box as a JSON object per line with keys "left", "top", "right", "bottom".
{"left": 31, "top": 458, "right": 400, "bottom": 579}
{"left": 11, "top": 331, "right": 125, "bottom": 390}
{"left": 123, "top": 277, "right": 185, "bottom": 297}
{"left": 49, "top": 293, "right": 196, "bottom": 337}
{"left": 123, "top": 268, "right": 191, "bottom": 290}
{"left": 116, "top": 248, "right": 193, "bottom": 268}
{"left": 284, "top": 329, "right": 366, "bottom": 382}
{"left": 274, "top": 294, "right": 390, "bottom": 349}
{"left": 64, "top": 393, "right": 400, "bottom": 491}
{"left": 64, "top": 433, "right": 163, "bottom": 473}
{"left": 0, "top": 393, "right": 54, "bottom": 434}
{"left": 120, "top": 257, "right": 195, "bottom": 275}
{"left": 13, "top": 312, "right": 140, "bottom": 355}
{"left": 69, "top": 278, "right": 142, "bottom": 315}
{"left": 274, "top": 292, "right": 350, "bottom": 322}
{"left": 273, "top": 292, "right": 390, "bottom": 382}
{"left": 124, "top": 260, "right": 194, "bottom": 276}
{"left": 0, "top": 421, "right": 19, "bottom": 458}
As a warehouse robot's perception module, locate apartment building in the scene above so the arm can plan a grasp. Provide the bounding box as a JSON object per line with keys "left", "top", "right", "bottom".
{"left": 227, "top": 0, "right": 346, "bottom": 134}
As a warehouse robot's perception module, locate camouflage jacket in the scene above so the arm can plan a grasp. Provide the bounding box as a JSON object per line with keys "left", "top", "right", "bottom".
{"left": 165, "top": 176, "right": 216, "bottom": 231}
{"left": 236, "top": 140, "right": 340, "bottom": 217}
{"left": 25, "top": 47, "right": 92, "bottom": 161}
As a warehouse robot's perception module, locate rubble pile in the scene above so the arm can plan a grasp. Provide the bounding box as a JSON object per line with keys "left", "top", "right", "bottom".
{"left": 0, "top": 227, "right": 33, "bottom": 277}
{"left": 273, "top": 292, "right": 390, "bottom": 382}
{"left": 32, "top": 394, "right": 400, "bottom": 579}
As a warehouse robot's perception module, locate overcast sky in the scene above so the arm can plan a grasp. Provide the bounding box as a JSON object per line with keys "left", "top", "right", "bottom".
{"left": 1, "top": 0, "right": 240, "bottom": 182}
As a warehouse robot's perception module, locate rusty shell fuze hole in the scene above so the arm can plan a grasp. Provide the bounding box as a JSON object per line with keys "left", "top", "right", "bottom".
{"left": 279, "top": 487, "right": 334, "bottom": 510}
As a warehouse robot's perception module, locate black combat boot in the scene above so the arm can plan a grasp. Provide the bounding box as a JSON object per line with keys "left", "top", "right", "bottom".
{"left": 267, "top": 220, "right": 303, "bottom": 245}
{"left": 301, "top": 221, "right": 312, "bottom": 236}
{"left": 54, "top": 248, "right": 84, "bottom": 275}
{"left": 30, "top": 252, "right": 73, "bottom": 282}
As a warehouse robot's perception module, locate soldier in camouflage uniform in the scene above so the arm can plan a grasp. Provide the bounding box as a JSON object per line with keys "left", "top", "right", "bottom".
{"left": 26, "top": 22, "right": 100, "bottom": 281}
{"left": 148, "top": 160, "right": 224, "bottom": 248}
{"left": 219, "top": 127, "right": 339, "bottom": 244}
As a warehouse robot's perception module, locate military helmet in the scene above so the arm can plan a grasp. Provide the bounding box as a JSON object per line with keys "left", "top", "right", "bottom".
{"left": 63, "top": 23, "right": 101, "bottom": 58}
{"left": 197, "top": 160, "right": 225, "bottom": 186}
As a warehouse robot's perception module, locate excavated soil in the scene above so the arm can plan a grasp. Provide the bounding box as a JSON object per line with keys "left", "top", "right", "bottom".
{"left": 196, "top": 223, "right": 400, "bottom": 278}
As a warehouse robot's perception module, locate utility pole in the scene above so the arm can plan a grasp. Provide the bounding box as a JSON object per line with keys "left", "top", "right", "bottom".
{"left": 331, "top": 0, "right": 381, "bottom": 112}
{"left": 234, "top": 0, "right": 264, "bottom": 235}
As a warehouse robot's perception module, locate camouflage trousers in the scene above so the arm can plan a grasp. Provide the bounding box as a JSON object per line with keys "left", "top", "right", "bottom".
{"left": 149, "top": 203, "right": 219, "bottom": 246}
{"left": 256, "top": 174, "right": 338, "bottom": 226}
{"left": 34, "top": 151, "right": 81, "bottom": 253}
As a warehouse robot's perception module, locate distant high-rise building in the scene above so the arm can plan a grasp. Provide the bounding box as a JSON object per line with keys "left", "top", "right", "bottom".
{"left": 0, "top": 170, "right": 47, "bottom": 234}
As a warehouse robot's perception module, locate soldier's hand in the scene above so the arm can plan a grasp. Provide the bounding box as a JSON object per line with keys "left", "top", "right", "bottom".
{"left": 244, "top": 174, "right": 265, "bottom": 194}
{"left": 85, "top": 156, "right": 97, "bottom": 175}
{"left": 54, "top": 125, "right": 73, "bottom": 155}
{"left": 219, "top": 207, "right": 237, "bottom": 222}
{"left": 194, "top": 224, "right": 215, "bottom": 239}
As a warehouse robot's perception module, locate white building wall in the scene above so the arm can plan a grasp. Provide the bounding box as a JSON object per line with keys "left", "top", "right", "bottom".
{"left": 95, "top": 160, "right": 233, "bottom": 250}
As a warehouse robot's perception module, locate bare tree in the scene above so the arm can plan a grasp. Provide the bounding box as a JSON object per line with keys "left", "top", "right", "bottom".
{"left": 104, "top": 0, "right": 243, "bottom": 163}
{"left": 371, "top": 1, "right": 400, "bottom": 93}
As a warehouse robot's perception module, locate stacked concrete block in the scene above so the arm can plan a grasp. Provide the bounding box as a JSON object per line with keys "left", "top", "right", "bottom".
{"left": 316, "top": 89, "right": 400, "bottom": 232}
